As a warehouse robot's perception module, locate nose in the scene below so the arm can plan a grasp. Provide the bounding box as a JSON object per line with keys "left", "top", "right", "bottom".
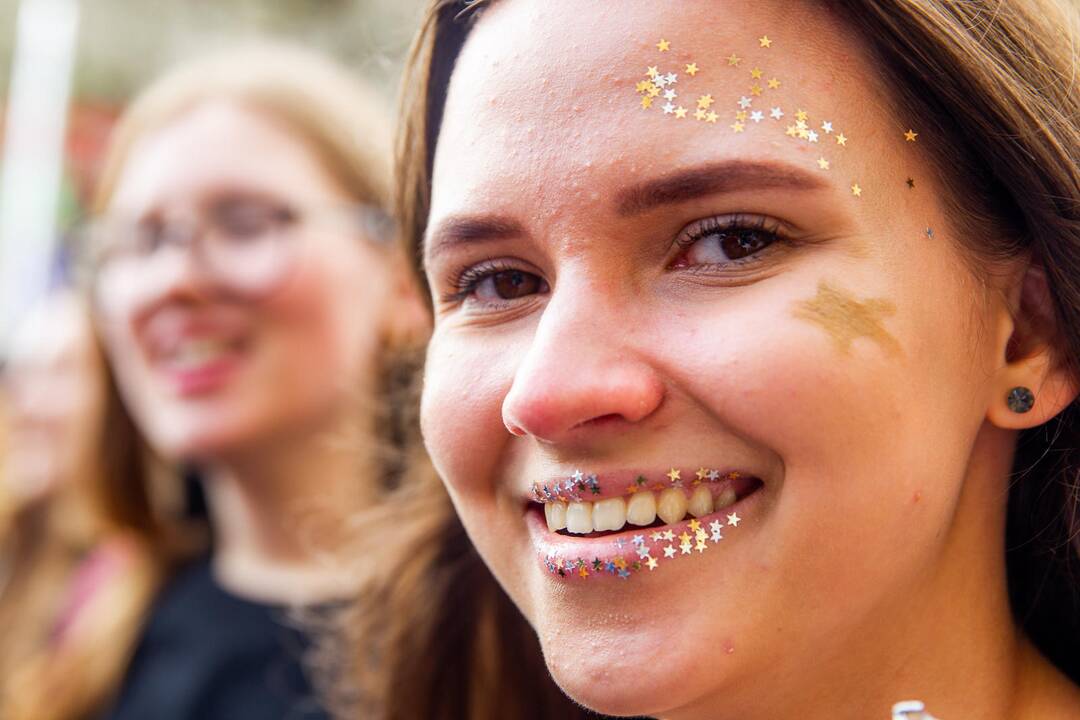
{"left": 501, "top": 281, "right": 665, "bottom": 445}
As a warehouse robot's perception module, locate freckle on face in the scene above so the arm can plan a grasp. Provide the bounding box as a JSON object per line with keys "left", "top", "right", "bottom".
{"left": 792, "top": 279, "right": 902, "bottom": 358}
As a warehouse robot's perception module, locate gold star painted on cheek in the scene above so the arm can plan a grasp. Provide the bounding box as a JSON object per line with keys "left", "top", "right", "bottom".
{"left": 851, "top": 182, "right": 862, "bottom": 197}
{"left": 667, "top": 468, "right": 681, "bottom": 482}
{"left": 792, "top": 280, "right": 903, "bottom": 359}
{"left": 904, "top": 129, "right": 918, "bottom": 142}
{"left": 727, "top": 53, "right": 742, "bottom": 66}
{"left": 835, "top": 132, "right": 848, "bottom": 146}
{"left": 759, "top": 35, "right": 772, "bottom": 48}
{"left": 674, "top": 106, "right": 688, "bottom": 118}
{"left": 685, "top": 62, "right": 699, "bottom": 76}
{"left": 750, "top": 67, "right": 763, "bottom": 79}
{"left": 657, "top": 38, "right": 671, "bottom": 52}
{"left": 767, "top": 77, "right": 781, "bottom": 89}
{"left": 817, "top": 156, "right": 830, "bottom": 170}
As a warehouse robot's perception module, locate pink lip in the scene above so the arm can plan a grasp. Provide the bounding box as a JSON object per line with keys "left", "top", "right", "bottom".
{"left": 524, "top": 475, "right": 765, "bottom": 582}
{"left": 163, "top": 353, "right": 242, "bottom": 397}
{"left": 526, "top": 467, "right": 759, "bottom": 504}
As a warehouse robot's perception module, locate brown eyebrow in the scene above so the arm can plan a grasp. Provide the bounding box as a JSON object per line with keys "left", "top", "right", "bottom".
{"left": 425, "top": 214, "right": 526, "bottom": 260}
{"left": 615, "top": 161, "right": 829, "bottom": 216}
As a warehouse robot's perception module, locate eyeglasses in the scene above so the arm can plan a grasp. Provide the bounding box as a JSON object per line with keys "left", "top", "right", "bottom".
{"left": 79, "top": 196, "right": 394, "bottom": 316}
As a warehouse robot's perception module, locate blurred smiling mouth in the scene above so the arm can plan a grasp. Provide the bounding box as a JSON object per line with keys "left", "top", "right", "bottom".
{"left": 525, "top": 468, "right": 764, "bottom": 580}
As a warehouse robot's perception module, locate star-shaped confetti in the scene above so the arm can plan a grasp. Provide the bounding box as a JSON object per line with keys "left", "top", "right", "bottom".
{"left": 926, "top": 227, "right": 934, "bottom": 239}
{"left": 836, "top": 133, "right": 848, "bottom": 146}
{"left": 697, "top": 94, "right": 714, "bottom": 109}
{"left": 709, "top": 520, "right": 723, "bottom": 534}
{"left": 731, "top": 121, "right": 746, "bottom": 133}
{"left": 685, "top": 62, "right": 699, "bottom": 76}
{"left": 667, "top": 468, "right": 681, "bottom": 482}
{"left": 851, "top": 182, "right": 862, "bottom": 197}
{"left": 695, "top": 540, "right": 708, "bottom": 552}
{"left": 665, "top": 72, "right": 677, "bottom": 84}
{"left": 688, "top": 519, "right": 702, "bottom": 533}
{"left": 738, "top": 96, "right": 752, "bottom": 109}
{"left": 727, "top": 53, "right": 742, "bottom": 66}
{"left": 679, "top": 531, "right": 692, "bottom": 544}
{"left": 650, "top": 531, "right": 664, "bottom": 542}
{"left": 694, "top": 108, "right": 707, "bottom": 121}
{"left": 657, "top": 38, "right": 671, "bottom": 52}
{"left": 663, "top": 88, "right": 677, "bottom": 100}
{"left": 646, "top": 556, "right": 658, "bottom": 570}
{"left": 750, "top": 67, "right": 763, "bottom": 79}
{"left": 711, "top": 529, "right": 724, "bottom": 543}
{"left": 770, "top": 107, "right": 784, "bottom": 120}
{"left": 578, "top": 565, "right": 589, "bottom": 578}
{"left": 735, "top": 110, "right": 748, "bottom": 121}
{"left": 635, "top": 80, "right": 652, "bottom": 94}
{"left": 727, "top": 512, "right": 741, "bottom": 527}
{"left": 663, "top": 545, "right": 676, "bottom": 558}
{"left": 707, "top": 469, "right": 720, "bottom": 481}
{"left": 647, "top": 66, "right": 659, "bottom": 78}
{"left": 706, "top": 111, "right": 719, "bottom": 123}
{"left": 767, "top": 77, "right": 781, "bottom": 89}
{"left": 906, "top": 178, "right": 915, "bottom": 189}
{"left": 641, "top": 96, "right": 654, "bottom": 110}
{"left": 750, "top": 110, "right": 764, "bottom": 122}
{"left": 572, "top": 470, "right": 583, "bottom": 481}
{"left": 663, "top": 102, "right": 676, "bottom": 114}
{"left": 904, "top": 129, "right": 918, "bottom": 142}
{"left": 674, "top": 106, "right": 688, "bottom": 119}
{"left": 795, "top": 109, "right": 808, "bottom": 122}
{"left": 749, "top": 84, "right": 763, "bottom": 96}
{"left": 817, "top": 157, "right": 830, "bottom": 170}
{"left": 663, "top": 529, "right": 676, "bottom": 541}
{"left": 680, "top": 542, "right": 692, "bottom": 555}
{"left": 807, "top": 130, "right": 819, "bottom": 143}
{"left": 759, "top": 35, "right": 772, "bottom": 48}
{"left": 821, "top": 121, "right": 833, "bottom": 134}
{"left": 696, "top": 468, "right": 708, "bottom": 480}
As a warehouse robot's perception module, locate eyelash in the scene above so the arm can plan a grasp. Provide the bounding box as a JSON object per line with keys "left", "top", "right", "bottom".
{"left": 439, "top": 214, "right": 788, "bottom": 306}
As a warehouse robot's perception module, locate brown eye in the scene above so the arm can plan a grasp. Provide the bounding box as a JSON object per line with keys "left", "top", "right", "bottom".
{"left": 481, "top": 269, "right": 544, "bottom": 300}
{"left": 673, "top": 216, "right": 782, "bottom": 269}
{"left": 718, "top": 228, "right": 771, "bottom": 259}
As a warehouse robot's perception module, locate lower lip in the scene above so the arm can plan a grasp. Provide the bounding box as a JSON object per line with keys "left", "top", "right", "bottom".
{"left": 160, "top": 353, "right": 243, "bottom": 397}
{"left": 524, "top": 484, "right": 765, "bottom": 582}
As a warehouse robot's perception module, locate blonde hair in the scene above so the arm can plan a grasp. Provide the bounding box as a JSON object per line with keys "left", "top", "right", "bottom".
{"left": 1, "top": 41, "right": 397, "bottom": 720}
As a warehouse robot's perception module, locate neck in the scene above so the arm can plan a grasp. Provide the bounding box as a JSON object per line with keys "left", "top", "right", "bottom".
{"left": 201, "top": 406, "right": 378, "bottom": 606}
{"left": 670, "top": 420, "right": 1077, "bottom": 720}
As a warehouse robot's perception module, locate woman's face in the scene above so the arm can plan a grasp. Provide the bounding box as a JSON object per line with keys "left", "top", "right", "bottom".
{"left": 422, "top": 0, "right": 1024, "bottom": 716}
{"left": 98, "top": 100, "right": 395, "bottom": 461}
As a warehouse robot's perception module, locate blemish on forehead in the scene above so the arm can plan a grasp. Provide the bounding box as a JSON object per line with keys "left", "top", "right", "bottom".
{"left": 792, "top": 280, "right": 902, "bottom": 358}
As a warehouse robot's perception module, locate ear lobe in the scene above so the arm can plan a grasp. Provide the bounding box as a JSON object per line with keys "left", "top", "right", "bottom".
{"left": 987, "top": 264, "right": 1079, "bottom": 430}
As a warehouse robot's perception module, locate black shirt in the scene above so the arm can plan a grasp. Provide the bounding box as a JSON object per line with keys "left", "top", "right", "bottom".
{"left": 101, "top": 557, "right": 331, "bottom": 720}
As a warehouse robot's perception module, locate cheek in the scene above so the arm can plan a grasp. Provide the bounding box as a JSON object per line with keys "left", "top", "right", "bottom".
{"left": 420, "top": 327, "right": 517, "bottom": 497}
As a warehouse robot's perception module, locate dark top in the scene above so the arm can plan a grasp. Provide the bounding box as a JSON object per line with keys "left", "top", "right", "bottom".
{"left": 101, "top": 556, "right": 330, "bottom": 720}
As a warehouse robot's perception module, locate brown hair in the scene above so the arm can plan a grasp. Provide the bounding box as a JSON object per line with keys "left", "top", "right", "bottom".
{"left": 2, "top": 41, "right": 400, "bottom": 720}
{"left": 342, "top": 0, "right": 1080, "bottom": 715}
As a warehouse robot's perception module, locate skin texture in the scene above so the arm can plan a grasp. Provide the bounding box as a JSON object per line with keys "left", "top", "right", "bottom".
{"left": 420, "top": 1, "right": 1080, "bottom": 718}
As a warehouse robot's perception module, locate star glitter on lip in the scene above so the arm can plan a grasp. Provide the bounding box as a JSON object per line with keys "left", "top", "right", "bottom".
{"left": 767, "top": 77, "right": 781, "bottom": 89}
{"left": 657, "top": 38, "right": 671, "bottom": 52}
{"left": 663, "top": 545, "right": 676, "bottom": 558}
{"left": 727, "top": 513, "right": 742, "bottom": 527}
{"left": 685, "top": 62, "right": 699, "bottom": 76}
{"left": 667, "top": 468, "right": 681, "bottom": 482}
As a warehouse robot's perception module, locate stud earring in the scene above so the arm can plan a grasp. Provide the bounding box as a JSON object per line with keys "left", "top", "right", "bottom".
{"left": 1006, "top": 386, "right": 1035, "bottom": 414}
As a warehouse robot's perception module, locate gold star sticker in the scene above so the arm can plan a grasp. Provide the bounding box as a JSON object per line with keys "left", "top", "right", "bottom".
{"left": 578, "top": 565, "right": 589, "bottom": 578}
{"left": 696, "top": 94, "right": 714, "bottom": 109}
{"left": 727, "top": 53, "right": 742, "bottom": 66}
{"left": 689, "top": 519, "right": 702, "bottom": 533}
{"left": 695, "top": 540, "right": 708, "bottom": 552}
{"left": 785, "top": 124, "right": 799, "bottom": 137}
{"left": 767, "top": 77, "right": 781, "bottom": 89}
{"left": 614, "top": 557, "right": 628, "bottom": 570}
{"left": 646, "top": 556, "right": 658, "bottom": 570}
{"left": 685, "top": 62, "right": 699, "bottom": 76}
{"left": 904, "top": 129, "right": 918, "bottom": 142}
{"left": 657, "top": 38, "right": 671, "bottom": 52}
{"left": 851, "top": 182, "right": 862, "bottom": 197}
{"left": 635, "top": 80, "right": 651, "bottom": 93}
{"left": 750, "top": 67, "right": 763, "bottom": 79}
{"left": 906, "top": 178, "right": 915, "bottom": 189}
{"left": 731, "top": 121, "right": 746, "bottom": 133}
{"left": 797, "top": 126, "right": 810, "bottom": 139}
{"left": 627, "top": 483, "right": 638, "bottom": 494}
{"left": 696, "top": 468, "right": 708, "bottom": 480}
{"left": 679, "top": 532, "right": 692, "bottom": 544}
{"left": 694, "top": 108, "right": 707, "bottom": 121}
{"left": 674, "top": 106, "right": 688, "bottom": 119}
{"left": 749, "top": 84, "right": 763, "bottom": 96}
{"left": 641, "top": 96, "right": 654, "bottom": 109}
{"left": 817, "top": 156, "right": 830, "bottom": 170}
{"left": 759, "top": 35, "right": 772, "bottom": 48}
{"left": 795, "top": 109, "right": 808, "bottom": 122}
{"left": 735, "top": 110, "right": 748, "bottom": 121}
{"left": 835, "top": 132, "right": 848, "bottom": 146}
{"left": 646, "top": 65, "right": 659, "bottom": 78}
{"left": 647, "top": 85, "right": 661, "bottom": 98}
{"left": 667, "top": 468, "right": 681, "bottom": 482}
{"left": 706, "top": 111, "right": 719, "bottom": 123}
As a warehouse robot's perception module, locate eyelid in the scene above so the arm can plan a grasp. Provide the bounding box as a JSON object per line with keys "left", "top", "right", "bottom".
{"left": 673, "top": 212, "right": 790, "bottom": 251}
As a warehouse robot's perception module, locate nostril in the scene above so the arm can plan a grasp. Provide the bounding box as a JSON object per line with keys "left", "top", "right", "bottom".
{"left": 573, "top": 413, "right": 622, "bottom": 430}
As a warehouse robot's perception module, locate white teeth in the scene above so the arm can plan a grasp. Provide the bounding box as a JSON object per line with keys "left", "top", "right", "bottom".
{"left": 545, "top": 501, "right": 568, "bottom": 532}
{"left": 688, "top": 486, "right": 714, "bottom": 518}
{"left": 626, "top": 491, "right": 657, "bottom": 526}
{"left": 714, "top": 486, "right": 738, "bottom": 511}
{"left": 657, "top": 488, "right": 688, "bottom": 525}
{"left": 592, "top": 497, "right": 627, "bottom": 532}
{"left": 169, "top": 339, "right": 230, "bottom": 369}
{"left": 566, "top": 502, "right": 594, "bottom": 534}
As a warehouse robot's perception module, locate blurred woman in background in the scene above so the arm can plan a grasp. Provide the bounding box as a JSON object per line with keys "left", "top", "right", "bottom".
{"left": 0, "top": 42, "right": 426, "bottom": 720}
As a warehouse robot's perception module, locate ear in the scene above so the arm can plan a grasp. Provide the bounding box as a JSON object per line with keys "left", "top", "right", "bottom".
{"left": 986, "top": 263, "right": 1079, "bottom": 429}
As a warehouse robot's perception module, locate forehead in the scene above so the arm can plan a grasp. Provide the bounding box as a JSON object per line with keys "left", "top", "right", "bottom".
{"left": 431, "top": 0, "right": 891, "bottom": 218}
{"left": 110, "top": 101, "right": 343, "bottom": 215}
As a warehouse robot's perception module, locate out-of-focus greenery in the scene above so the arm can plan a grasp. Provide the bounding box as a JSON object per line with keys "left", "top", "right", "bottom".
{"left": 0, "top": 0, "right": 426, "bottom": 102}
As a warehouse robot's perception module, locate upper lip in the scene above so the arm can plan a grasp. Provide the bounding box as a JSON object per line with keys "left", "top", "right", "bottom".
{"left": 528, "top": 466, "right": 762, "bottom": 505}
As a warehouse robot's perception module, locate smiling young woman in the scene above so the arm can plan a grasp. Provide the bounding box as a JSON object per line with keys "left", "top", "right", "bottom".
{"left": 343, "top": 1, "right": 1080, "bottom": 719}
